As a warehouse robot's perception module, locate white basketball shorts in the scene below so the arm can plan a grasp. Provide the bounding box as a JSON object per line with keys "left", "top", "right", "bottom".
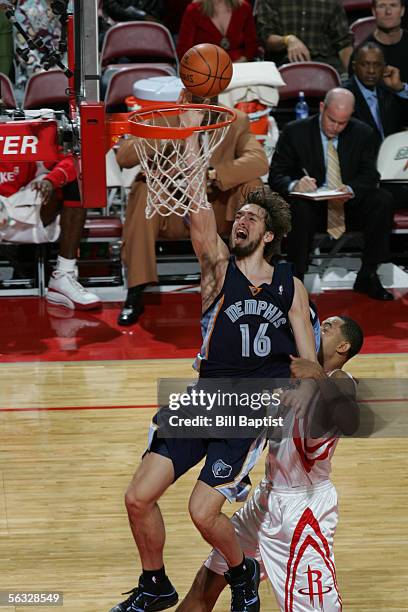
{"left": 205, "top": 479, "right": 342, "bottom": 611}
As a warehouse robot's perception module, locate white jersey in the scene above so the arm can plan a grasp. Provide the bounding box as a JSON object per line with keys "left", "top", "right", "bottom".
{"left": 206, "top": 370, "right": 356, "bottom": 610}
{"left": 265, "top": 370, "right": 355, "bottom": 488}
{"left": 265, "top": 413, "right": 338, "bottom": 488}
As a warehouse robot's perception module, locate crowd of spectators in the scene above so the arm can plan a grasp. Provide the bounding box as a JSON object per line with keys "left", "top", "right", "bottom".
{"left": 0, "top": 0, "right": 407, "bottom": 314}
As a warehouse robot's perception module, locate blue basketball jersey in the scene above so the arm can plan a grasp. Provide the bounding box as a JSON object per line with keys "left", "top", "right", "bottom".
{"left": 195, "top": 258, "right": 297, "bottom": 378}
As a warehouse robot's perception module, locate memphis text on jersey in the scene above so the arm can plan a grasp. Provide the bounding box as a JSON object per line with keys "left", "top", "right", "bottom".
{"left": 224, "top": 299, "right": 286, "bottom": 327}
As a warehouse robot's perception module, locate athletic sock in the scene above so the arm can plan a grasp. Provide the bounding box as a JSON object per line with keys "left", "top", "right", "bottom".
{"left": 142, "top": 566, "right": 167, "bottom": 586}
{"left": 56, "top": 255, "right": 76, "bottom": 274}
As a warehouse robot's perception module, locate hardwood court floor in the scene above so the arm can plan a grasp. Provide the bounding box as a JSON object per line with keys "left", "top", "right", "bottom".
{"left": 0, "top": 354, "right": 407, "bottom": 611}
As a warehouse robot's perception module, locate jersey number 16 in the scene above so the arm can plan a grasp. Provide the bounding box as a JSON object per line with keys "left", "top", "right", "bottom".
{"left": 240, "top": 323, "right": 271, "bottom": 357}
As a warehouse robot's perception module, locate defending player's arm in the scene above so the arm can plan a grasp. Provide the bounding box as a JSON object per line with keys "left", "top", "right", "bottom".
{"left": 315, "top": 370, "right": 359, "bottom": 436}
{"left": 290, "top": 358, "right": 359, "bottom": 435}
{"left": 288, "top": 278, "right": 318, "bottom": 362}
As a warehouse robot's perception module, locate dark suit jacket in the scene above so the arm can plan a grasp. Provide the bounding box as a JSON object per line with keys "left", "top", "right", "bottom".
{"left": 268, "top": 114, "right": 380, "bottom": 200}
{"left": 343, "top": 76, "right": 408, "bottom": 148}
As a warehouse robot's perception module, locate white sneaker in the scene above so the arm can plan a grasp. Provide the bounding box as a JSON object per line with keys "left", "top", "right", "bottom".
{"left": 46, "top": 270, "right": 102, "bottom": 310}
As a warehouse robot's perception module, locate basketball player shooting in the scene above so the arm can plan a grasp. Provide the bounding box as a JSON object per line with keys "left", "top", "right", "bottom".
{"left": 109, "top": 181, "right": 318, "bottom": 612}
{"left": 109, "top": 45, "right": 317, "bottom": 612}
{"left": 176, "top": 315, "right": 363, "bottom": 612}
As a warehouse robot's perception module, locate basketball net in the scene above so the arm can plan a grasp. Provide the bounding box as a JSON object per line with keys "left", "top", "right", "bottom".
{"left": 128, "top": 104, "right": 236, "bottom": 218}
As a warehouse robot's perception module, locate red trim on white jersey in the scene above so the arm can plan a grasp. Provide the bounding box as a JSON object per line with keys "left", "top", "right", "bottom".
{"left": 293, "top": 415, "right": 337, "bottom": 474}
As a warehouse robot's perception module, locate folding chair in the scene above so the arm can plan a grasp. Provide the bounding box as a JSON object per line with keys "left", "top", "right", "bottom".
{"left": 350, "top": 16, "right": 376, "bottom": 47}
{"left": 105, "top": 64, "right": 176, "bottom": 112}
{"left": 275, "top": 62, "right": 341, "bottom": 127}
{"left": 100, "top": 21, "right": 178, "bottom": 71}
{"left": 23, "top": 69, "right": 69, "bottom": 111}
{"left": 0, "top": 73, "right": 17, "bottom": 109}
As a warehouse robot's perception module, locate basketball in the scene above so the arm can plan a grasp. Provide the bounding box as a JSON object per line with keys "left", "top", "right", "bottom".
{"left": 179, "top": 43, "right": 233, "bottom": 99}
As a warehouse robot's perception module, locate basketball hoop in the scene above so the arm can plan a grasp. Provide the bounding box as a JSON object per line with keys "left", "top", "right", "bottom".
{"left": 128, "top": 103, "right": 236, "bottom": 218}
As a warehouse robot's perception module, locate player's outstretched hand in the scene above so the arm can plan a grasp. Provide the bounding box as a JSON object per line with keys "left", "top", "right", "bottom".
{"left": 32, "top": 179, "right": 54, "bottom": 206}
{"left": 281, "top": 380, "right": 317, "bottom": 418}
{"left": 290, "top": 355, "right": 326, "bottom": 379}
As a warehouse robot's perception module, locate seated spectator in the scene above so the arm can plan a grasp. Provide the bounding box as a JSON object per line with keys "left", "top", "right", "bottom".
{"left": 344, "top": 42, "right": 408, "bottom": 209}
{"left": 268, "top": 88, "right": 395, "bottom": 300}
{"left": 256, "top": 0, "right": 353, "bottom": 75}
{"left": 177, "top": 0, "right": 258, "bottom": 63}
{"left": 344, "top": 42, "right": 408, "bottom": 146}
{"left": 349, "top": 0, "right": 408, "bottom": 83}
{"left": 102, "top": 0, "right": 164, "bottom": 23}
{"left": 0, "top": 155, "right": 101, "bottom": 310}
{"left": 115, "top": 107, "right": 269, "bottom": 325}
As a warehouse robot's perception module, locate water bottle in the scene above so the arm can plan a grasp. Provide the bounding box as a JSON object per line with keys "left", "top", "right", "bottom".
{"left": 295, "top": 91, "right": 309, "bottom": 120}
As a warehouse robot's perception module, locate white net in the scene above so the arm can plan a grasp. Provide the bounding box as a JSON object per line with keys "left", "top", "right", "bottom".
{"left": 129, "top": 104, "right": 236, "bottom": 218}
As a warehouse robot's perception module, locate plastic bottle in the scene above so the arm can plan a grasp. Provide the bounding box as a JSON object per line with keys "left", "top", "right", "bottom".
{"left": 295, "top": 91, "right": 309, "bottom": 120}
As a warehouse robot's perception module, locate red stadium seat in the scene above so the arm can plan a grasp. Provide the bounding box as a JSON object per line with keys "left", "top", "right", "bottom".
{"left": 23, "top": 69, "right": 69, "bottom": 110}
{"left": 105, "top": 64, "right": 176, "bottom": 111}
{"left": 393, "top": 210, "right": 408, "bottom": 233}
{"left": 275, "top": 62, "right": 341, "bottom": 127}
{"left": 342, "top": 0, "right": 372, "bottom": 12}
{"left": 350, "top": 16, "right": 376, "bottom": 47}
{"left": 83, "top": 216, "right": 123, "bottom": 239}
{"left": 0, "top": 73, "right": 17, "bottom": 109}
{"left": 100, "top": 21, "right": 178, "bottom": 70}
{"left": 278, "top": 62, "right": 341, "bottom": 100}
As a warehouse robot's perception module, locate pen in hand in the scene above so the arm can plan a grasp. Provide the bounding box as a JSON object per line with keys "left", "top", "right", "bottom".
{"left": 295, "top": 168, "right": 317, "bottom": 192}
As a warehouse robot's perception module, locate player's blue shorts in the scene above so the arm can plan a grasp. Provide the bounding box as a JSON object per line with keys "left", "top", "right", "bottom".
{"left": 146, "top": 413, "right": 266, "bottom": 503}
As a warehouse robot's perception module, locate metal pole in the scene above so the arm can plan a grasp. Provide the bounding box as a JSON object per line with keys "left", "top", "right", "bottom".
{"left": 75, "top": 0, "right": 100, "bottom": 102}
{"left": 83, "top": 0, "right": 100, "bottom": 101}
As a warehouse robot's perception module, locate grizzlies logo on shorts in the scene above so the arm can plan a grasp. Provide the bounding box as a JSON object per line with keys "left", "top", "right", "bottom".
{"left": 212, "top": 459, "right": 233, "bottom": 479}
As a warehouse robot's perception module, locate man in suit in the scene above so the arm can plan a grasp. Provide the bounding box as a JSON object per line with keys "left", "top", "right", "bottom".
{"left": 116, "top": 109, "right": 269, "bottom": 325}
{"left": 344, "top": 42, "right": 408, "bottom": 148}
{"left": 269, "top": 88, "right": 394, "bottom": 301}
{"left": 344, "top": 42, "right": 408, "bottom": 210}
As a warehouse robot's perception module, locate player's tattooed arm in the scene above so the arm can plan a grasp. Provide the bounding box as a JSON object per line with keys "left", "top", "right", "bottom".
{"left": 190, "top": 206, "right": 229, "bottom": 311}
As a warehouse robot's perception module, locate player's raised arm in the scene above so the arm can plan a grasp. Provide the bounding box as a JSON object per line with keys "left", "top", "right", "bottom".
{"left": 189, "top": 203, "right": 229, "bottom": 265}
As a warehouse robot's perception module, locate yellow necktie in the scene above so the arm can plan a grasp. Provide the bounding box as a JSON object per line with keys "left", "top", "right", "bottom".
{"left": 326, "top": 140, "right": 346, "bottom": 239}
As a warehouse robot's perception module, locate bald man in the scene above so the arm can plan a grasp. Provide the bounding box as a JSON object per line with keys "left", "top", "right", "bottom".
{"left": 269, "top": 88, "right": 394, "bottom": 301}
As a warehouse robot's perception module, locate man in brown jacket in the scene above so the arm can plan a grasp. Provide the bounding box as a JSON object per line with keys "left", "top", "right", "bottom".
{"left": 116, "top": 109, "right": 269, "bottom": 325}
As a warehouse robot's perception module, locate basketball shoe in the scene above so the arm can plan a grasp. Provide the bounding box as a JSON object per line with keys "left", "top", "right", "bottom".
{"left": 224, "top": 557, "right": 261, "bottom": 612}
{"left": 46, "top": 270, "right": 101, "bottom": 310}
{"left": 109, "top": 575, "right": 178, "bottom": 612}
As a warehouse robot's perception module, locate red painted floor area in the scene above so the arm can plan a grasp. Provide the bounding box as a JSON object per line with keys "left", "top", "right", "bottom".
{"left": 0, "top": 289, "right": 407, "bottom": 363}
